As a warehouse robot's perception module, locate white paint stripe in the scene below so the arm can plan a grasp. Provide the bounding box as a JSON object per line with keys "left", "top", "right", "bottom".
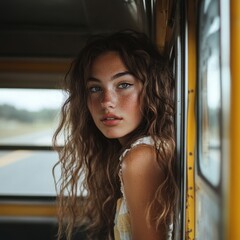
{"left": 0, "top": 150, "right": 33, "bottom": 168}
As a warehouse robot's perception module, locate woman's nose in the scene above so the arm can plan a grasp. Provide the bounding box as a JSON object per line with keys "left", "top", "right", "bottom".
{"left": 100, "top": 90, "right": 116, "bottom": 109}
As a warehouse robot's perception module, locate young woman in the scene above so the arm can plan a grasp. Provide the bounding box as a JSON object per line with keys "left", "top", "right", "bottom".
{"left": 53, "top": 30, "right": 178, "bottom": 240}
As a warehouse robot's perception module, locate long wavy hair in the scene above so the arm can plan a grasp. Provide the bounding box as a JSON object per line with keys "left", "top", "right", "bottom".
{"left": 53, "top": 30, "right": 178, "bottom": 239}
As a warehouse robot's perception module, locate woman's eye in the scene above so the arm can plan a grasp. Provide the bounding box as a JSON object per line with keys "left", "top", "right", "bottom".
{"left": 118, "top": 83, "right": 132, "bottom": 89}
{"left": 89, "top": 86, "right": 102, "bottom": 93}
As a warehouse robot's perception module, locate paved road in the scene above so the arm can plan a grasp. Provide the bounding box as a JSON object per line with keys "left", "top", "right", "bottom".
{"left": 0, "top": 128, "right": 86, "bottom": 197}
{"left": 0, "top": 150, "right": 59, "bottom": 196}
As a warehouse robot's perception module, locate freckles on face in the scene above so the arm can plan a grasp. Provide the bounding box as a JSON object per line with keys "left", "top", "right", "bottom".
{"left": 87, "top": 51, "right": 143, "bottom": 145}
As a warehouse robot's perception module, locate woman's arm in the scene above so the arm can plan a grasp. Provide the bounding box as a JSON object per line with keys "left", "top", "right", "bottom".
{"left": 121, "top": 145, "right": 167, "bottom": 240}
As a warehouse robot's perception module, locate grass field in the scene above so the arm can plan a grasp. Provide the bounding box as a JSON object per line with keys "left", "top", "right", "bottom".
{"left": 0, "top": 119, "right": 57, "bottom": 139}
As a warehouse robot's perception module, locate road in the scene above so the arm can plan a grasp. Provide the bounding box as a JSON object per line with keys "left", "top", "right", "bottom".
{"left": 0, "top": 129, "right": 60, "bottom": 196}
{"left": 0, "top": 150, "right": 60, "bottom": 196}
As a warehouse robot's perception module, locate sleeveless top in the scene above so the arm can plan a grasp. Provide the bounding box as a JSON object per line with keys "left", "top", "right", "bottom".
{"left": 113, "top": 136, "right": 173, "bottom": 240}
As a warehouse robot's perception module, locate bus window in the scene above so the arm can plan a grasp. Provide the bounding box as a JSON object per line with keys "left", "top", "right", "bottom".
{"left": 196, "top": 0, "right": 223, "bottom": 239}
{"left": 0, "top": 88, "right": 64, "bottom": 146}
{"left": 198, "top": 0, "right": 221, "bottom": 187}
{"left": 0, "top": 88, "right": 64, "bottom": 196}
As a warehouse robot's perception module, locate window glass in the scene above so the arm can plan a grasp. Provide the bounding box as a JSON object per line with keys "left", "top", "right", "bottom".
{"left": 0, "top": 150, "right": 60, "bottom": 196}
{"left": 198, "top": 0, "right": 221, "bottom": 186}
{"left": 0, "top": 88, "right": 65, "bottom": 196}
{"left": 0, "top": 89, "right": 64, "bottom": 146}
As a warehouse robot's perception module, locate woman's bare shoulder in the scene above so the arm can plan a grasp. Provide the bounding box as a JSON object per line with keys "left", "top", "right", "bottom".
{"left": 121, "top": 144, "right": 164, "bottom": 200}
{"left": 121, "top": 144, "right": 161, "bottom": 179}
{"left": 121, "top": 144, "right": 166, "bottom": 239}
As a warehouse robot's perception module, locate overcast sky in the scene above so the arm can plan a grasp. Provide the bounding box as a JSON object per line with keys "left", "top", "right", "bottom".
{"left": 0, "top": 89, "right": 66, "bottom": 111}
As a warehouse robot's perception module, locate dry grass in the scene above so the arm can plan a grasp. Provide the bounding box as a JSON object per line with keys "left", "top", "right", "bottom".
{"left": 0, "top": 119, "right": 57, "bottom": 138}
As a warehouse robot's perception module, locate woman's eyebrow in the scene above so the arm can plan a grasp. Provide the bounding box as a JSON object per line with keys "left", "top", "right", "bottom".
{"left": 87, "top": 77, "right": 100, "bottom": 82}
{"left": 111, "top": 71, "right": 133, "bottom": 80}
{"left": 87, "top": 71, "right": 133, "bottom": 82}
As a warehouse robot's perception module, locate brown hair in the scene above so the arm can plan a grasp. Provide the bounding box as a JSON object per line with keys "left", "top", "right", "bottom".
{"left": 53, "top": 30, "right": 178, "bottom": 239}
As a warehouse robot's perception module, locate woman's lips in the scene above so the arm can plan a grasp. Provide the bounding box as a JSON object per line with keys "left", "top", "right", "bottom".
{"left": 101, "top": 114, "right": 123, "bottom": 126}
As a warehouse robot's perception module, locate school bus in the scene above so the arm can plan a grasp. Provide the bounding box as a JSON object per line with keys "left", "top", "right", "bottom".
{"left": 0, "top": 0, "right": 239, "bottom": 239}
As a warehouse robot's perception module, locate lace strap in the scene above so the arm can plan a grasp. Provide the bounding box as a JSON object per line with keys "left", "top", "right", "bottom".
{"left": 119, "top": 136, "right": 155, "bottom": 163}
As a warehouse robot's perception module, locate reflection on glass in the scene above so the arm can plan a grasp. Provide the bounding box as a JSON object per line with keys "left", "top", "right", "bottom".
{"left": 0, "top": 89, "right": 65, "bottom": 146}
{"left": 198, "top": 0, "right": 221, "bottom": 186}
{"left": 196, "top": 189, "right": 220, "bottom": 240}
{"left": 204, "top": 0, "right": 211, "bottom": 13}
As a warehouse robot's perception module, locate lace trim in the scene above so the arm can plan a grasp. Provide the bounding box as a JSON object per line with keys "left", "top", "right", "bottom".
{"left": 119, "top": 136, "right": 155, "bottom": 163}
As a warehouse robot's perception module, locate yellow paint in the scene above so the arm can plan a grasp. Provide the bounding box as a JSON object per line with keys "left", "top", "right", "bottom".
{"left": 229, "top": 0, "right": 240, "bottom": 239}
{"left": 186, "top": 0, "right": 196, "bottom": 239}
{"left": 156, "top": 0, "right": 169, "bottom": 53}
{"left": 155, "top": 0, "right": 174, "bottom": 55}
{"left": 0, "top": 150, "right": 33, "bottom": 168}
{"left": 0, "top": 204, "right": 57, "bottom": 217}
{"left": 0, "top": 59, "right": 71, "bottom": 73}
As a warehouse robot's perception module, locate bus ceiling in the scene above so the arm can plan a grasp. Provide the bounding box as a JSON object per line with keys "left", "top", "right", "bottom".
{"left": 0, "top": 0, "right": 152, "bottom": 58}
{"left": 0, "top": 0, "right": 176, "bottom": 88}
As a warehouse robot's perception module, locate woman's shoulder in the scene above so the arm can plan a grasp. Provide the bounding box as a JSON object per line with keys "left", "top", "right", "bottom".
{"left": 121, "top": 137, "right": 162, "bottom": 183}
{"left": 119, "top": 136, "right": 158, "bottom": 162}
{"left": 120, "top": 138, "right": 164, "bottom": 224}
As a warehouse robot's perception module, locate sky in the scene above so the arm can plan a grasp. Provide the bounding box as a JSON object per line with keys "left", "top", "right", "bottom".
{"left": 0, "top": 89, "right": 66, "bottom": 111}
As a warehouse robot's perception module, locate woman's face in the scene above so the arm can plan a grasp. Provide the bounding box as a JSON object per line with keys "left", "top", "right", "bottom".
{"left": 87, "top": 51, "right": 143, "bottom": 145}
